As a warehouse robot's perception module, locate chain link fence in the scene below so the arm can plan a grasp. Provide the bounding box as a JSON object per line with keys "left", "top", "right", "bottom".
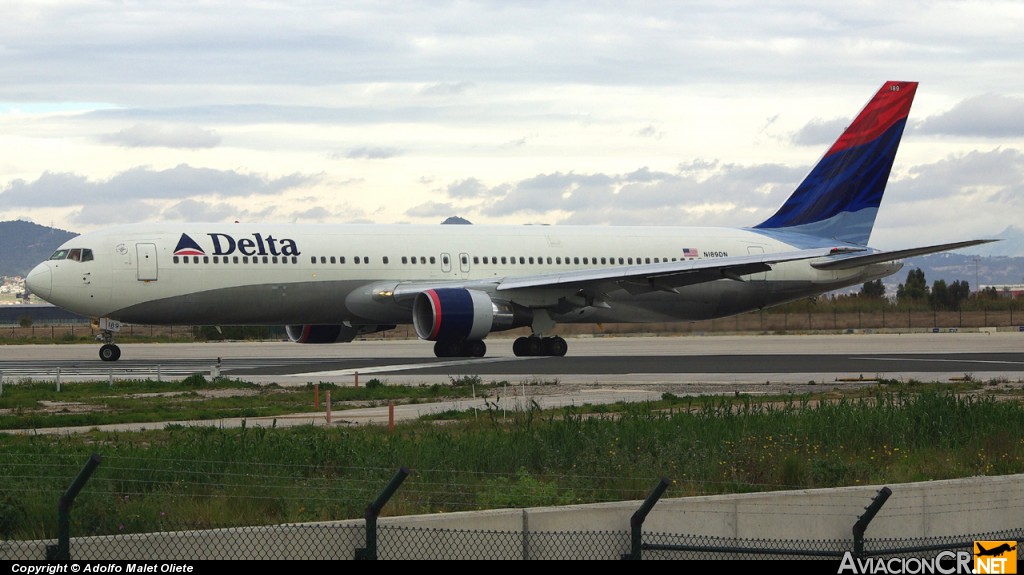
{"left": 3, "top": 522, "right": 1021, "bottom": 561}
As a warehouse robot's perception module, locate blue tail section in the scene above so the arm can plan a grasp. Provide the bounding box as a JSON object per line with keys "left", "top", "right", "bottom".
{"left": 754, "top": 81, "right": 918, "bottom": 245}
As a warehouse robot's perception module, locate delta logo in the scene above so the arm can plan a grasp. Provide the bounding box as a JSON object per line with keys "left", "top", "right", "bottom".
{"left": 974, "top": 540, "right": 1017, "bottom": 574}
{"left": 173, "top": 232, "right": 301, "bottom": 257}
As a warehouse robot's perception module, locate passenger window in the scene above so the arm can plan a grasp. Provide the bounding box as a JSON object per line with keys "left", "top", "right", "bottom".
{"left": 429, "top": 256, "right": 436, "bottom": 264}
{"left": 330, "top": 256, "right": 336, "bottom": 264}
{"left": 204, "top": 256, "right": 210, "bottom": 263}
{"left": 383, "top": 257, "right": 389, "bottom": 264}
{"left": 173, "top": 256, "right": 179, "bottom": 264}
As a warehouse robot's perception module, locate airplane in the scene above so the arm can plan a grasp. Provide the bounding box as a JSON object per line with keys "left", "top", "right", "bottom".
{"left": 976, "top": 542, "right": 1016, "bottom": 557}
{"left": 25, "top": 81, "right": 996, "bottom": 362}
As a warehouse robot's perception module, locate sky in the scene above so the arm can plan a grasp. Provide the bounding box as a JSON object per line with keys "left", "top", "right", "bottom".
{"left": 1, "top": 1, "right": 1023, "bottom": 254}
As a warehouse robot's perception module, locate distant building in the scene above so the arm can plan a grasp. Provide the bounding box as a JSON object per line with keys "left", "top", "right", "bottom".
{"left": 984, "top": 284, "right": 1024, "bottom": 298}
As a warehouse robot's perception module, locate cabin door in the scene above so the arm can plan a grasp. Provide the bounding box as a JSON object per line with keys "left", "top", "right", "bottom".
{"left": 136, "top": 243, "right": 158, "bottom": 281}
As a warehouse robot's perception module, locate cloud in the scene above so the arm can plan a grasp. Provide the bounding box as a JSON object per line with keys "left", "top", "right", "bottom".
{"left": 916, "top": 94, "right": 1024, "bottom": 137}
{"left": 475, "top": 161, "right": 806, "bottom": 226}
{"left": 419, "top": 82, "right": 475, "bottom": 96}
{"left": 405, "top": 201, "right": 459, "bottom": 218}
{"left": 98, "top": 124, "right": 221, "bottom": 148}
{"left": 342, "top": 146, "right": 402, "bottom": 159}
{"left": 445, "top": 178, "right": 490, "bottom": 198}
{"left": 0, "top": 165, "right": 317, "bottom": 207}
{"left": 791, "top": 117, "right": 848, "bottom": 147}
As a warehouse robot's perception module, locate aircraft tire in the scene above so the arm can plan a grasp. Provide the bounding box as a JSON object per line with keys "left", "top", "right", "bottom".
{"left": 466, "top": 340, "right": 487, "bottom": 358}
{"left": 99, "top": 344, "right": 121, "bottom": 362}
{"left": 543, "top": 336, "right": 568, "bottom": 357}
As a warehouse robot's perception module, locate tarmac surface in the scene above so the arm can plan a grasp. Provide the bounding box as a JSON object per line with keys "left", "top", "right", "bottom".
{"left": 2, "top": 331, "right": 1022, "bottom": 433}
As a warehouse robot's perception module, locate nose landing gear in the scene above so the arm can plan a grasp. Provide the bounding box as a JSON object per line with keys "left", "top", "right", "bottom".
{"left": 94, "top": 317, "right": 122, "bottom": 361}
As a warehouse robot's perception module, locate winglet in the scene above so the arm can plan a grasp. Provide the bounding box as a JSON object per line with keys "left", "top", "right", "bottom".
{"left": 754, "top": 81, "right": 918, "bottom": 245}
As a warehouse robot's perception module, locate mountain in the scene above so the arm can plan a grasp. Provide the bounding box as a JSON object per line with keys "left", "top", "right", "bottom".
{"left": 958, "top": 225, "right": 1024, "bottom": 258}
{"left": 0, "top": 220, "right": 78, "bottom": 277}
{"left": 885, "top": 252, "right": 1024, "bottom": 296}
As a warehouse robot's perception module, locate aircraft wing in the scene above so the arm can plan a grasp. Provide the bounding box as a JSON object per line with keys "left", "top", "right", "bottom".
{"left": 389, "top": 246, "right": 859, "bottom": 302}
{"left": 494, "top": 246, "right": 860, "bottom": 294}
{"left": 810, "top": 239, "right": 999, "bottom": 271}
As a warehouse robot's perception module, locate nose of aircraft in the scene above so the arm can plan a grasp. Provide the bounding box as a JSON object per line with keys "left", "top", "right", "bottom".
{"left": 25, "top": 263, "right": 52, "bottom": 301}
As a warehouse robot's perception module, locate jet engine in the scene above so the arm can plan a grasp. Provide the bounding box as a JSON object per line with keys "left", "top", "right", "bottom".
{"left": 412, "top": 288, "right": 532, "bottom": 342}
{"left": 285, "top": 323, "right": 395, "bottom": 344}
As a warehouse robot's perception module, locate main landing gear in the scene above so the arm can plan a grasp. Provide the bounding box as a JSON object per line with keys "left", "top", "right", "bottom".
{"left": 431, "top": 336, "right": 569, "bottom": 358}
{"left": 512, "top": 336, "right": 568, "bottom": 357}
{"left": 434, "top": 339, "right": 487, "bottom": 358}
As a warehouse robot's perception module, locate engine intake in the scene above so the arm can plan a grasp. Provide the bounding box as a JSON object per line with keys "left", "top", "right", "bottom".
{"left": 412, "top": 288, "right": 532, "bottom": 342}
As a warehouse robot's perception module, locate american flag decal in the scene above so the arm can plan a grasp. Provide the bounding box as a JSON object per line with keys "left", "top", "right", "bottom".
{"left": 682, "top": 247, "right": 699, "bottom": 258}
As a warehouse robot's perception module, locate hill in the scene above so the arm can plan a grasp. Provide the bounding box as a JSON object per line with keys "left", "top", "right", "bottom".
{"left": 0, "top": 220, "right": 78, "bottom": 277}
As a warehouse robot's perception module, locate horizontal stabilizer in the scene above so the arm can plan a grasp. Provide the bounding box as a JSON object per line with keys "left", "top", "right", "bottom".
{"left": 810, "top": 239, "right": 999, "bottom": 270}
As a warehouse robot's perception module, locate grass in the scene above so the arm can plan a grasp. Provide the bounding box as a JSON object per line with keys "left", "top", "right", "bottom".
{"left": 1, "top": 376, "right": 1023, "bottom": 540}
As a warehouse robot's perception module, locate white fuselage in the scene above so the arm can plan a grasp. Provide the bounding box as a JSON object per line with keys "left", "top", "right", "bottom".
{"left": 26, "top": 222, "right": 901, "bottom": 329}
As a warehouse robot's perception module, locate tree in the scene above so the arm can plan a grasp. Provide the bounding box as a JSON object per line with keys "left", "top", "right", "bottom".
{"left": 929, "top": 279, "right": 971, "bottom": 311}
{"left": 860, "top": 279, "right": 885, "bottom": 299}
{"left": 929, "top": 279, "right": 949, "bottom": 310}
{"left": 896, "top": 268, "right": 928, "bottom": 302}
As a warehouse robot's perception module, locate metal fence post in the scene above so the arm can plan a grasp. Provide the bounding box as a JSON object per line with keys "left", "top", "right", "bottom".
{"left": 355, "top": 467, "right": 410, "bottom": 560}
{"left": 622, "top": 477, "right": 671, "bottom": 560}
{"left": 46, "top": 453, "right": 102, "bottom": 560}
{"left": 853, "top": 486, "right": 892, "bottom": 558}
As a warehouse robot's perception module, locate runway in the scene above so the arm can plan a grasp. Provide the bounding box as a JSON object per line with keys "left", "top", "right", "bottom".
{"left": 2, "top": 331, "right": 1023, "bottom": 387}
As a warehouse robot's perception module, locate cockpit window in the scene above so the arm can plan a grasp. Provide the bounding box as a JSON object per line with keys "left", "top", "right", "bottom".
{"left": 49, "top": 248, "right": 93, "bottom": 262}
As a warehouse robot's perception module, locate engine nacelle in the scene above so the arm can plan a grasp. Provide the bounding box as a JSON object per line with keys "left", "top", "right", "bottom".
{"left": 412, "top": 288, "right": 532, "bottom": 342}
{"left": 286, "top": 323, "right": 395, "bottom": 344}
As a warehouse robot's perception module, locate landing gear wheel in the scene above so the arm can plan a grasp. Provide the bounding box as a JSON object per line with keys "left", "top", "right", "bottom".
{"left": 513, "top": 336, "right": 544, "bottom": 356}
{"left": 542, "top": 336, "right": 568, "bottom": 357}
{"left": 466, "top": 340, "right": 487, "bottom": 358}
{"left": 434, "top": 340, "right": 457, "bottom": 358}
{"left": 99, "top": 344, "right": 121, "bottom": 362}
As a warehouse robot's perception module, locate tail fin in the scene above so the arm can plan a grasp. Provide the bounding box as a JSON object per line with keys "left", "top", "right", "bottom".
{"left": 754, "top": 81, "right": 918, "bottom": 245}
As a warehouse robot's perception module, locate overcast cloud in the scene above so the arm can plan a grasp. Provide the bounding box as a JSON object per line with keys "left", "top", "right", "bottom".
{"left": 1, "top": 1, "right": 1022, "bottom": 253}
